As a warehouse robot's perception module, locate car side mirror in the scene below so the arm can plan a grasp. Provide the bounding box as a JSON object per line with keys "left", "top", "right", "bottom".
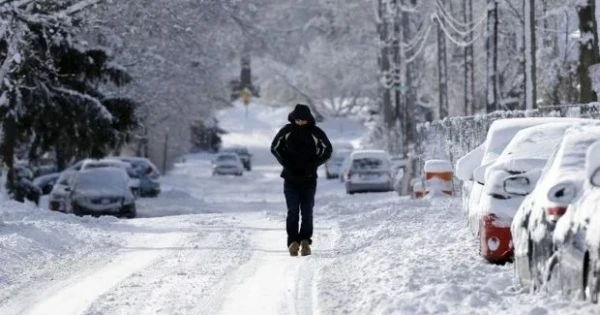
{"left": 591, "top": 168, "right": 600, "bottom": 187}
{"left": 504, "top": 175, "right": 531, "bottom": 196}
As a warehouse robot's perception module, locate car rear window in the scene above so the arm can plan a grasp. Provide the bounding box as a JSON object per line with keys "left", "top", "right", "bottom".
{"left": 351, "top": 158, "right": 385, "bottom": 171}
{"left": 218, "top": 155, "right": 237, "bottom": 162}
{"left": 75, "top": 170, "right": 127, "bottom": 190}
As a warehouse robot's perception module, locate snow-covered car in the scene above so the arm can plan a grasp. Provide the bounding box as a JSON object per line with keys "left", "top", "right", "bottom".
{"left": 463, "top": 117, "right": 584, "bottom": 237}
{"left": 48, "top": 170, "right": 77, "bottom": 212}
{"left": 456, "top": 143, "right": 484, "bottom": 216}
{"left": 33, "top": 173, "right": 60, "bottom": 195}
{"left": 69, "top": 158, "right": 141, "bottom": 196}
{"left": 344, "top": 150, "right": 393, "bottom": 194}
{"left": 325, "top": 149, "right": 351, "bottom": 179}
{"left": 212, "top": 153, "right": 244, "bottom": 176}
{"left": 222, "top": 146, "right": 252, "bottom": 171}
{"left": 477, "top": 122, "right": 580, "bottom": 263}
{"left": 553, "top": 140, "right": 600, "bottom": 302}
{"left": 113, "top": 156, "right": 161, "bottom": 197}
{"left": 512, "top": 125, "right": 600, "bottom": 288}
{"left": 67, "top": 168, "right": 136, "bottom": 218}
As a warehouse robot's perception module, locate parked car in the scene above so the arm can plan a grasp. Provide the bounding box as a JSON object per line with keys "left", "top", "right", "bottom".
{"left": 222, "top": 146, "right": 252, "bottom": 171}
{"left": 344, "top": 150, "right": 393, "bottom": 194}
{"left": 67, "top": 168, "right": 136, "bottom": 218}
{"left": 113, "top": 156, "right": 161, "bottom": 197}
{"left": 325, "top": 150, "right": 351, "bottom": 179}
{"left": 69, "top": 158, "right": 141, "bottom": 196}
{"left": 456, "top": 143, "right": 485, "bottom": 216}
{"left": 512, "top": 125, "right": 600, "bottom": 289}
{"left": 33, "top": 173, "right": 61, "bottom": 195}
{"left": 477, "top": 122, "right": 580, "bottom": 263}
{"left": 212, "top": 153, "right": 244, "bottom": 176}
{"left": 553, "top": 140, "right": 600, "bottom": 302}
{"left": 462, "top": 118, "right": 584, "bottom": 237}
{"left": 48, "top": 170, "right": 77, "bottom": 212}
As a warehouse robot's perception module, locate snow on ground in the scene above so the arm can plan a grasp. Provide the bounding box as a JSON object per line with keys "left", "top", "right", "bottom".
{"left": 1, "top": 101, "right": 600, "bottom": 314}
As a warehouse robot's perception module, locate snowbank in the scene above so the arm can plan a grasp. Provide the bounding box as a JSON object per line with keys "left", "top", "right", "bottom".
{"left": 0, "top": 195, "right": 124, "bottom": 303}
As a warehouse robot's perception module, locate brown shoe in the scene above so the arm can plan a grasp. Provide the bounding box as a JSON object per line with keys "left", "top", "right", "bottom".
{"left": 300, "top": 240, "right": 311, "bottom": 256}
{"left": 288, "top": 241, "right": 300, "bottom": 256}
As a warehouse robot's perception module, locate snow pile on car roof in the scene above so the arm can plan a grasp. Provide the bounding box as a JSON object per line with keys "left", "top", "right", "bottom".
{"left": 481, "top": 117, "right": 593, "bottom": 165}
{"left": 455, "top": 144, "right": 484, "bottom": 181}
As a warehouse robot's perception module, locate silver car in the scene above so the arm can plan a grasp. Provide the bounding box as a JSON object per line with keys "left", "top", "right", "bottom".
{"left": 67, "top": 168, "right": 136, "bottom": 218}
{"left": 212, "top": 153, "right": 244, "bottom": 176}
{"left": 345, "top": 150, "right": 393, "bottom": 194}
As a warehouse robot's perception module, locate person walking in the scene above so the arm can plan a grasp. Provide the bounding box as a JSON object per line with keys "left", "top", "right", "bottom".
{"left": 271, "top": 104, "right": 332, "bottom": 256}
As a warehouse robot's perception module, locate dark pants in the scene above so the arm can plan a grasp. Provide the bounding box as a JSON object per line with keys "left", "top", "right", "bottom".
{"left": 284, "top": 179, "right": 316, "bottom": 247}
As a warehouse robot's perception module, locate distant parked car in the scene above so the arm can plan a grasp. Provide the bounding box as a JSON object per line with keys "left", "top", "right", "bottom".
{"left": 512, "top": 125, "right": 600, "bottom": 289}
{"left": 477, "top": 122, "right": 581, "bottom": 263}
{"left": 67, "top": 168, "right": 136, "bottom": 218}
{"left": 212, "top": 153, "right": 244, "bottom": 176}
{"left": 222, "top": 146, "right": 252, "bottom": 171}
{"left": 325, "top": 150, "right": 351, "bottom": 179}
{"left": 48, "top": 170, "right": 77, "bottom": 212}
{"left": 33, "top": 173, "right": 61, "bottom": 195}
{"left": 345, "top": 150, "right": 393, "bottom": 194}
{"left": 553, "top": 140, "right": 600, "bottom": 302}
{"left": 113, "top": 157, "right": 161, "bottom": 197}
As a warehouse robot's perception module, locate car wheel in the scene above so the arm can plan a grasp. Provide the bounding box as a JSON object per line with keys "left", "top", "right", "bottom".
{"left": 585, "top": 256, "right": 599, "bottom": 303}
{"left": 122, "top": 204, "right": 136, "bottom": 219}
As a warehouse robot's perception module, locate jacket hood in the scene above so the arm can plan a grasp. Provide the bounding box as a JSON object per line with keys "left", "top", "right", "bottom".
{"left": 288, "top": 104, "right": 316, "bottom": 126}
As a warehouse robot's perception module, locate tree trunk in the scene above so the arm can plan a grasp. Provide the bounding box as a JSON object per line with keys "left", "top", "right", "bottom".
{"left": 524, "top": 0, "right": 537, "bottom": 110}
{"left": 577, "top": 0, "right": 600, "bottom": 103}
{"left": 486, "top": 0, "right": 499, "bottom": 113}
{"left": 463, "top": 0, "right": 475, "bottom": 115}
{"left": 378, "top": 0, "right": 393, "bottom": 129}
{"left": 2, "top": 118, "right": 16, "bottom": 194}
{"left": 436, "top": 13, "right": 448, "bottom": 119}
{"left": 403, "top": 1, "right": 416, "bottom": 156}
{"left": 393, "top": 0, "right": 404, "bottom": 155}
{"left": 240, "top": 52, "right": 252, "bottom": 92}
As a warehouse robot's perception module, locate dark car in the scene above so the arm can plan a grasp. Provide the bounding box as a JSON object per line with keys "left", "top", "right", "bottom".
{"left": 33, "top": 173, "right": 61, "bottom": 195}
{"left": 67, "top": 168, "right": 136, "bottom": 218}
{"left": 222, "top": 146, "right": 252, "bottom": 171}
{"left": 113, "top": 156, "right": 161, "bottom": 197}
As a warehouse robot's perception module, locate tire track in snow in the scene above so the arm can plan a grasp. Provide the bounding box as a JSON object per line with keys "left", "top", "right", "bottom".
{"left": 4, "top": 230, "right": 185, "bottom": 315}
{"left": 217, "top": 216, "right": 338, "bottom": 315}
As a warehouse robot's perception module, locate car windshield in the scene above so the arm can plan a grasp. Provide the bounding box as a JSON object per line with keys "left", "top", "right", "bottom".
{"left": 75, "top": 170, "right": 127, "bottom": 190}
{"left": 85, "top": 162, "right": 122, "bottom": 169}
{"left": 351, "top": 158, "right": 385, "bottom": 171}
{"left": 57, "top": 172, "right": 76, "bottom": 185}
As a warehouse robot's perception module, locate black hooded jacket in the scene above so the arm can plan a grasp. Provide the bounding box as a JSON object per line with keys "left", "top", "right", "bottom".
{"left": 271, "top": 105, "right": 332, "bottom": 182}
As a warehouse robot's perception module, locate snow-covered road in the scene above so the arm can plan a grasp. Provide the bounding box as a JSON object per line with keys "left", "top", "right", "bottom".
{"left": 2, "top": 103, "right": 600, "bottom": 314}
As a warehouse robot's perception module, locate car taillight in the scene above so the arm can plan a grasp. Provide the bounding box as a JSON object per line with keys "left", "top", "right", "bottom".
{"left": 146, "top": 166, "right": 153, "bottom": 175}
{"left": 482, "top": 213, "right": 498, "bottom": 228}
{"left": 346, "top": 171, "right": 353, "bottom": 180}
{"left": 547, "top": 206, "right": 567, "bottom": 222}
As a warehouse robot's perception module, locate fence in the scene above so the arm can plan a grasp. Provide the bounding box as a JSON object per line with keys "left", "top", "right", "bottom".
{"left": 414, "top": 103, "right": 600, "bottom": 179}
